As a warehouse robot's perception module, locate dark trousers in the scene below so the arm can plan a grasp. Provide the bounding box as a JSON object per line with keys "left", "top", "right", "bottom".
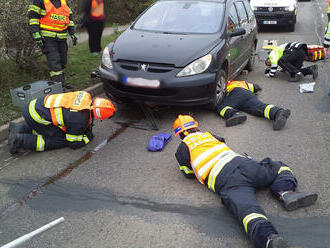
{"left": 21, "top": 107, "right": 67, "bottom": 151}
{"left": 43, "top": 38, "right": 68, "bottom": 82}
{"left": 278, "top": 47, "right": 313, "bottom": 77}
{"left": 217, "top": 88, "right": 281, "bottom": 120}
{"left": 216, "top": 157, "right": 297, "bottom": 248}
{"left": 86, "top": 20, "right": 104, "bottom": 53}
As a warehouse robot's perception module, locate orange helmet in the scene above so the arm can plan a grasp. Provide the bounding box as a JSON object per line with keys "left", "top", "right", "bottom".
{"left": 173, "top": 115, "right": 198, "bottom": 136}
{"left": 92, "top": 97, "right": 116, "bottom": 120}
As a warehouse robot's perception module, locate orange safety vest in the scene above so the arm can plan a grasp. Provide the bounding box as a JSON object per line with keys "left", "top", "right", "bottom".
{"left": 91, "top": 0, "right": 105, "bottom": 18}
{"left": 183, "top": 132, "right": 238, "bottom": 185}
{"left": 39, "top": 0, "right": 70, "bottom": 32}
{"left": 226, "top": 80, "right": 249, "bottom": 93}
{"left": 328, "top": 0, "right": 330, "bottom": 13}
{"left": 44, "top": 91, "right": 92, "bottom": 131}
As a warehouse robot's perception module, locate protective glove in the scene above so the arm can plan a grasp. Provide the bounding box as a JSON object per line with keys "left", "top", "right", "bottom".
{"left": 253, "top": 83, "right": 262, "bottom": 93}
{"left": 147, "top": 133, "right": 172, "bottom": 152}
{"left": 33, "top": 32, "right": 44, "bottom": 49}
{"left": 264, "top": 68, "right": 271, "bottom": 74}
{"left": 71, "top": 33, "right": 78, "bottom": 46}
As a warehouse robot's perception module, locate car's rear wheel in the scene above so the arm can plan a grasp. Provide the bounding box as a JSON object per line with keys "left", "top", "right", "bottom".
{"left": 208, "top": 69, "right": 227, "bottom": 110}
{"left": 245, "top": 44, "right": 256, "bottom": 72}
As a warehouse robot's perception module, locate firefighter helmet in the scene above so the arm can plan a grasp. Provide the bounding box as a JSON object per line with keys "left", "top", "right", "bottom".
{"left": 173, "top": 115, "right": 198, "bottom": 136}
{"left": 92, "top": 97, "right": 116, "bottom": 120}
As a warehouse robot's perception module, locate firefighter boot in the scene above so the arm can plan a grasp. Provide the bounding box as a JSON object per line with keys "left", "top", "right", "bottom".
{"left": 273, "top": 109, "right": 291, "bottom": 131}
{"left": 288, "top": 72, "right": 303, "bottom": 82}
{"left": 312, "top": 64, "right": 318, "bottom": 80}
{"left": 281, "top": 191, "right": 318, "bottom": 211}
{"left": 225, "top": 112, "right": 247, "bottom": 127}
{"left": 267, "top": 235, "right": 289, "bottom": 248}
{"left": 8, "top": 133, "right": 24, "bottom": 154}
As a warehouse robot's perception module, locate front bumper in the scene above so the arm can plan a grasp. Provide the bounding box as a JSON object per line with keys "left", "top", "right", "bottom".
{"left": 98, "top": 65, "right": 217, "bottom": 106}
{"left": 254, "top": 11, "right": 296, "bottom": 25}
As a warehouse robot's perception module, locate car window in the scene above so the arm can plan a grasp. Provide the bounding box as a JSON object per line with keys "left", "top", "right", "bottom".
{"left": 243, "top": 0, "right": 254, "bottom": 21}
{"left": 228, "top": 4, "right": 239, "bottom": 32}
{"left": 133, "top": 1, "right": 225, "bottom": 34}
{"left": 235, "top": 1, "right": 248, "bottom": 25}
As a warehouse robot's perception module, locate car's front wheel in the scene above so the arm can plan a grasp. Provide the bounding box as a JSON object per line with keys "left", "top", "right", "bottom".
{"left": 209, "top": 69, "right": 227, "bottom": 110}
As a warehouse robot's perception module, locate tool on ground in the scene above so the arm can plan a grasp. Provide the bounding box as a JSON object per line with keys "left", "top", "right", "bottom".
{"left": 0, "top": 217, "right": 65, "bottom": 248}
{"left": 114, "top": 102, "right": 161, "bottom": 131}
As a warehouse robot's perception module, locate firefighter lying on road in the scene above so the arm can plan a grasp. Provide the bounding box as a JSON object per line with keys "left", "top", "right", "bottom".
{"left": 8, "top": 91, "right": 116, "bottom": 154}
{"left": 174, "top": 115, "right": 318, "bottom": 248}
{"left": 265, "top": 42, "right": 318, "bottom": 82}
{"left": 217, "top": 80, "right": 291, "bottom": 131}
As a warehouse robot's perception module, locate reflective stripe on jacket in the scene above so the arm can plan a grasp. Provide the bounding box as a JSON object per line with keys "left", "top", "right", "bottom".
{"left": 91, "top": 0, "right": 105, "bottom": 18}
{"left": 39, "top": 0, "right": 70, "bottom": 32}
{"left": 226, "top": 81, "right": 254, "bottom": 93}
{"left": 44, "top": 91, "right": 92, "bottom": 111}
{"left": 183, "top": 132, "right": 239, "bottom": 186}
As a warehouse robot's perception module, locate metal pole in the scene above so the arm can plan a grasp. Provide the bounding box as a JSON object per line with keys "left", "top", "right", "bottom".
{"left": 0, "top": 217, "right": 65, "bottom": 248}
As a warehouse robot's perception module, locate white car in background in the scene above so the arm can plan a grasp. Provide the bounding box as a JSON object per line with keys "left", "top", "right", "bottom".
{"left": 250, "top": 0, "right": 297, "bottom": 31}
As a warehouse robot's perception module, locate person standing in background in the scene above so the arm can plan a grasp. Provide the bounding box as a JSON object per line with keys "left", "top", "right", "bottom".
{"left": 82, "top": 0, "right": 106, "bottom": 55}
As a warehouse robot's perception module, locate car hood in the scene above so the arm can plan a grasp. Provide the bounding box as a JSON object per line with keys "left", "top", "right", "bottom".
{"left": 250, "top": 0, "right": 296, "bottom": 7}
{"left": 111, "top": 29, "right": 220, "bottom": 67}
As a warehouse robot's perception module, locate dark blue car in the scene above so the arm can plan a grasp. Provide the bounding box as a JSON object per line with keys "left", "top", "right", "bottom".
{"left": 99, "top": 0, "right": 258, "bottom": 108}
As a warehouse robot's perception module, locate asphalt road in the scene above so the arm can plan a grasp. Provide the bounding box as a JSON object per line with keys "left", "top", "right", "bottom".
{"left": 0, "top": 1, "right": 330, "bottom": 247}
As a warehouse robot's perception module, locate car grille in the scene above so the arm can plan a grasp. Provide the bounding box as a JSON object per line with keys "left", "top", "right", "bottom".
{"left": 116, "top": 60, "right": 175, "bottom": 73}
{"left": 256, "top": 7, "right": 286, "bottom": 12}
{"left": 255, "top": 12, "right": 293, "bottom": 18}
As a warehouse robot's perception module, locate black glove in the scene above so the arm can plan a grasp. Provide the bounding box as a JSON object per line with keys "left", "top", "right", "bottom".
{"left": 254, "top": 84, "right": 262, "bottom": 93}
{"left": 71, "top": 33, "right": 78, "bottom": 46}
{"left": 264, "top": 68, "right": 271, "bottom": 74}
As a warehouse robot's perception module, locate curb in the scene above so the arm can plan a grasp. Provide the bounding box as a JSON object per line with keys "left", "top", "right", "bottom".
{"left": 0, "top": 82, "right": 104, "bottom": 142}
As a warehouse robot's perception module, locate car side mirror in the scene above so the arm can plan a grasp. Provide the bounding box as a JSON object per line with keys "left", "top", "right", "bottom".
{"left": 228, "top": 27, "right": 246, "bottom": 38}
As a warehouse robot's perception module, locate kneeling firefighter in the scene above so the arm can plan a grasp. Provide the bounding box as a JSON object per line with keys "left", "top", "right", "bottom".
{"left": 264, "top": 42, "right": 318, "bottom": 82}
{"left": 173, "top": 115, "right": 318, "bottom": 248}
{"left": 8, "top": 91, "right": 116, "bottom": 154}
{"left": 217, "top": 80, "right": 291, "bottom": 131}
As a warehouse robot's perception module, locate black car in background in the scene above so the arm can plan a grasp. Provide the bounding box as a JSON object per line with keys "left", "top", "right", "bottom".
{"left": 99, "top": 0, "right": 258, "bottom": 108}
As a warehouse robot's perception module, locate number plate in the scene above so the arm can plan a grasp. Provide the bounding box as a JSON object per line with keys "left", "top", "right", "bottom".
{"left": 123, "top": 76, "right": 160, "bottom": 88}
{"left": 263, "top": 20, "right": 277, "bottom": 24}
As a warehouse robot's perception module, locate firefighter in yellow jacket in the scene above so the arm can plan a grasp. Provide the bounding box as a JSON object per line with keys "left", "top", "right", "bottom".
{"left": 28, "top": 0, "right": 77, "bottom": 89}
{"left": 217, "top": 80, "right": 291, "bottom": 131}
{"left": 8, "top": 91, "right": 116, "bottom": 154}
{"left": 174, "top": 115, "right": 317, "bottom": 248}
{"left": 324, "top": 0, "right": 330, "bottom": 52}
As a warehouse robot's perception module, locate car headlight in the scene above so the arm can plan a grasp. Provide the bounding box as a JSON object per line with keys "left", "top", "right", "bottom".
{"left": 177, "top": 54, "right": 212, "bottom": 77}
{"left": 102, "top": 46, "right": 113, "bottom": 70}
{"left": 285, "top": 5, "right": 295, "bottom": 11}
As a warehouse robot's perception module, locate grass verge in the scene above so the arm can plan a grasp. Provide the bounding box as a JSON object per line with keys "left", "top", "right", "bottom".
{"left": 0, "top": 31, "right": 122, "bottom": 126}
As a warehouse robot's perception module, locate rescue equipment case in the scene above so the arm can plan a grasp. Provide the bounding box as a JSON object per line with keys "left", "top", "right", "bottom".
{"left": 10, "top": 80, "right": 63, "bottom": 109}
{"left": 305, "top": 45, "right": 325, "bottom": 62}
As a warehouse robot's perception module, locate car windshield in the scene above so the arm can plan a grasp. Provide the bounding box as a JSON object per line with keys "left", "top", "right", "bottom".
{"left": 133, "top": 1, "right": 224, "bottom": 34}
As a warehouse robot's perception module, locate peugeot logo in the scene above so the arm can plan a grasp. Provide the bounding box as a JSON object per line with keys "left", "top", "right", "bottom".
{"left": 140, "top": 64, "right": 149, "bottom": 71}
{"left": 268, "top": 7, "right": 273, "bottom": 12}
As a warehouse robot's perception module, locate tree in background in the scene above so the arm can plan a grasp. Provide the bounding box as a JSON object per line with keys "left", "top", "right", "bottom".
{"left": 0, "top": 0, "right": 78, "bottom": 68}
